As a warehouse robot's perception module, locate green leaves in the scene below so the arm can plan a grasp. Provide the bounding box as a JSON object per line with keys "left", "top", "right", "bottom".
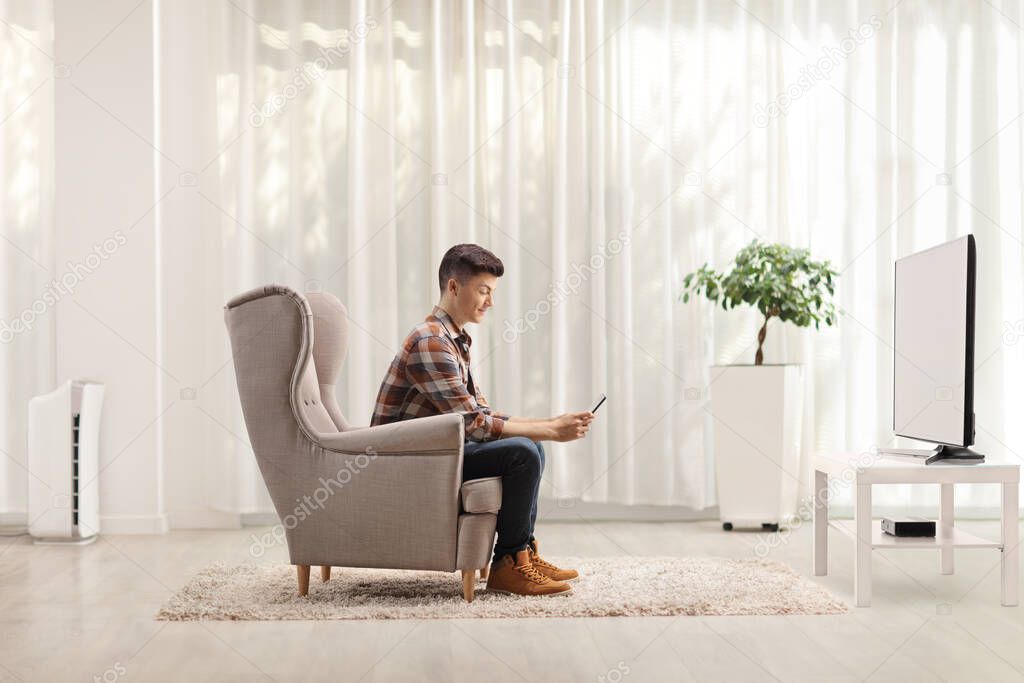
{"left": 679, "top": 240, "right": 839, "bottom": 362}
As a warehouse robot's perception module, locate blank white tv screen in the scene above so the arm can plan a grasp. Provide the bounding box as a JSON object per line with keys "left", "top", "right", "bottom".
{"left": 893, "top": 235, "right": 975, "bottom": 447}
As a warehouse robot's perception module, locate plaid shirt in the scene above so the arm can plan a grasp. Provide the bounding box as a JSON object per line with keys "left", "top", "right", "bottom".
{"left": 371, "top": 305, "right": 510, "bottom": 442}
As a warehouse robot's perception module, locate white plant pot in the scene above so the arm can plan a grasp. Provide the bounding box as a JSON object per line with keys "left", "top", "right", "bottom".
{"left": 709, "top": 364, "right": 802, "bottom": 530}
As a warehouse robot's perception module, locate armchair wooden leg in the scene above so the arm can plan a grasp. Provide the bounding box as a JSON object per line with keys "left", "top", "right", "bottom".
{"left": 321, "top": 566, "right": 331, "bottom": 582}
{"left": 296, "top": 564, "right": 310, "bottom": 597}
{"left": 461, "top": 570, "right": 475, "bottom": 602}
{"left": 479, "top": 566, "right": 489, "bottom": 581}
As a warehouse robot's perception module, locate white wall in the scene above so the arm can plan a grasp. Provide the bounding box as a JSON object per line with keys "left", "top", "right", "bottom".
{"left": 39, "top": 0, "right": 287, "bottom": 534}
{"left": 53, "top": 0, "right": 166, "bottom": 534}
{"left": 156, "top": 0, "right": 254, "bottom": 530}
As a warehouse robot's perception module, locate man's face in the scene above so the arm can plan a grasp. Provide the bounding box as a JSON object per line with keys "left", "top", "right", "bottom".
{"left": 451, "top": 272, "right": 497, "bottom": 325}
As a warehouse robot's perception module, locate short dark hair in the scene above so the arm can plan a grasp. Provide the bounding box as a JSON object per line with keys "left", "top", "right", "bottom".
{"left": 438, "top": 244, "right": 504, "bottom": 293}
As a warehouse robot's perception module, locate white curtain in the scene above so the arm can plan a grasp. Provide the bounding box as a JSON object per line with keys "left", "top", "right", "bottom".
{"left": 157, "top": 0, "right": 1024, "bottom": 521}
{"left": 0, "top": 1, "right": 54, "bottom": 522}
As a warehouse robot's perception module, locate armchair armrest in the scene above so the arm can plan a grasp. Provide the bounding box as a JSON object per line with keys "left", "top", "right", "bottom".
{"left": 314, "top": 413, "right": 464, "bottom": 455}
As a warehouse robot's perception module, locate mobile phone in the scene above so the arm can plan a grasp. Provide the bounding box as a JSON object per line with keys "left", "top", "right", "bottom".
{"left": 591, "top": 393, "right": 606, "bottom": 413}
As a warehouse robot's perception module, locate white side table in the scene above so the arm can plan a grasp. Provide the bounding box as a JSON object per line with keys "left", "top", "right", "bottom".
{"left": 813, "top": 453, "right": 1019, "bottom": 607}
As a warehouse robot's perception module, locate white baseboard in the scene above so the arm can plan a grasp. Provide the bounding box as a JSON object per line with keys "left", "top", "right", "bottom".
{"left": 538, "top": 499, "right": 717, "bottom": 521}
{"left": 240, "top": 512, "right": 280, "bottom": 527}
{"left": 168, "top": 509, "right": 243, "bottom": 529}
{"left": 99, "top": 513, "right": 169, "bottom": 535}
{"left": 166, "top": 510, "right": 278, "bottom": 530}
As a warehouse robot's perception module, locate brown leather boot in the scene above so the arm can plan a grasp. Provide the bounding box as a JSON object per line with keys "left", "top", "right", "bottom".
{"left": 528, "top": 539, "right": 579, "bottom": 581}
{"left": 485, "top": 548, "right": 572, "bottom": 596}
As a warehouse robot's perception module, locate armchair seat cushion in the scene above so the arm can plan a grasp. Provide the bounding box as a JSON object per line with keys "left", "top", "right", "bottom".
{"left": 460, "top": 476, "right": 502, "bottom": 514}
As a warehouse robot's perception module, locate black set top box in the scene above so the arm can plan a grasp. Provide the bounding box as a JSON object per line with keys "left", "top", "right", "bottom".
{"left": 881, "top": 518, "right": 936, "bottom": 537}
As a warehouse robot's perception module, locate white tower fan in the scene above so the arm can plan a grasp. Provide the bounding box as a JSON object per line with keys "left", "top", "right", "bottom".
{"left": 28, "top": 380, "right": 105, "bottom": 544}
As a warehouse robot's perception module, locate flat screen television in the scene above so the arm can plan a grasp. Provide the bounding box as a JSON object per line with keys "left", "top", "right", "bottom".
{"left": 890, "top": 234, "right": 983, "bottom": 464}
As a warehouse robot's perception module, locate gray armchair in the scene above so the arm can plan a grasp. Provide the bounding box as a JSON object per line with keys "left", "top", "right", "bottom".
{"left": 224, "top": 284, "right": 502, "bottom": 601}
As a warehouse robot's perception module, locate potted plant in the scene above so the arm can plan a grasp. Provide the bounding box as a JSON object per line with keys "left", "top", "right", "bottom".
{"left": 682, "top": 241, "right": 837, "bottom": 531}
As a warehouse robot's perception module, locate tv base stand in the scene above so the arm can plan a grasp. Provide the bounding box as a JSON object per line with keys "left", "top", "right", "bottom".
{"left": 925, "top": 445, "right": 985, "bottom": 465}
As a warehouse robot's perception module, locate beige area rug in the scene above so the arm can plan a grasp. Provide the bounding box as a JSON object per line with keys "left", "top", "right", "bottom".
{"left": 156, "top": 557, "right": 846, "bottom": 621}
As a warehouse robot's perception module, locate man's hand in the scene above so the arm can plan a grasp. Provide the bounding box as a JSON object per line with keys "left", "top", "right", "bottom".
{"left": 549, "top": 411, "right": 594, "bottom": 442}
{"left": 498, "top": 411, "right": 594, "bottom": 441}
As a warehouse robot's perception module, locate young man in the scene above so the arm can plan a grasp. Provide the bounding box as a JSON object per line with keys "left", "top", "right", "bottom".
{"left": 371, "top": 244, "right": 593, "bottom": 597}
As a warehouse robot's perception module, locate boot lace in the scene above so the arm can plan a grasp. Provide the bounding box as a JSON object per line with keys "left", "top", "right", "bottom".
{"left": 530, "top": 553, "right": 558, "bottom": 571}
{"left": 515, "top": 561, "right": 550, "bottom": 584}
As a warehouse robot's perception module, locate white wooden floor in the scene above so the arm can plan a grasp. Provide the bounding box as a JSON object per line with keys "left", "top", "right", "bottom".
{"left": 0, "top": 519, "right": 1021, "bottom": 682}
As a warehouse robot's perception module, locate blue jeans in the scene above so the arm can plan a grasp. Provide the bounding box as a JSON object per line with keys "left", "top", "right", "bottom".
{"left": 462, "top": 437, "right": 545, "bottom": 564}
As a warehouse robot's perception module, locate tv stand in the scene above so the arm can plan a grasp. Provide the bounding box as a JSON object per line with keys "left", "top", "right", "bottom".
{"left": 813, "top": 453, "right": 1019, "bottom": 607}
{"left": 926, "top": 445, "right": 985, "bottom": 465}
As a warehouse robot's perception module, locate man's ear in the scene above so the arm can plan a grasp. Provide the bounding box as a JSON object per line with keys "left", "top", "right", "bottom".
{"left": 446, "top": 277, "right": 460, "bottom": 297}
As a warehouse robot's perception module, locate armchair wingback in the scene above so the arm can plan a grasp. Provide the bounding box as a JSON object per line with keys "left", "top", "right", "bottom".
{"left": 223, "top": 284, "right": 500, "bottom": 601}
